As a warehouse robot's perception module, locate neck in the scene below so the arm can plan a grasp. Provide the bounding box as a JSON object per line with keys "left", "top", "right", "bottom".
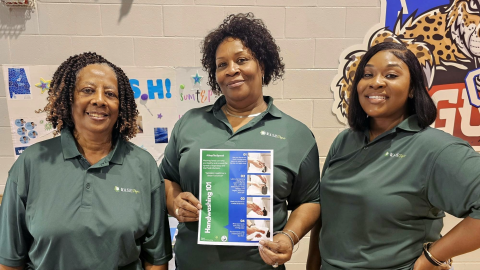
{"left": 224, "top": 95, "right": 267, "bottom": 116}
{"left": 73, "top": 129, "right": 113, "bottom": 160}
{"left": 368, "top": 114, "right": 408, "bottom": 141}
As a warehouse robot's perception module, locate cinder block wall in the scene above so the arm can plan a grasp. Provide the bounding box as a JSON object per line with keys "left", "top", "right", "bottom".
{"left": 0, "top": 0, "right": 479, "bottom": 269}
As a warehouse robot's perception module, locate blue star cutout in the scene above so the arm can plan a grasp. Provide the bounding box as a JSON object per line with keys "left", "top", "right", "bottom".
{"left": 192, "top": 72, "right": 203, "bottom": 85}
{"left": 157, "top": 113, "right": 163, "bottom": 119}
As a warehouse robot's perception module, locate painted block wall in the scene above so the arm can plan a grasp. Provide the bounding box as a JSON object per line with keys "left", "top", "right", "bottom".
{"left": 0, "top": 0, "right": 478, "bottom": 269}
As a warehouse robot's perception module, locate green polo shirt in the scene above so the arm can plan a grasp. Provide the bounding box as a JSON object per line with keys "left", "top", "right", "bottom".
{"left": 319, "top": 115, "right": 480, "bottom": 270}
{"left": 0, "top": 128, "right": 172, "bottom": 269}
{"left": 160, "top": 96, "right": 320, "bottom": 270}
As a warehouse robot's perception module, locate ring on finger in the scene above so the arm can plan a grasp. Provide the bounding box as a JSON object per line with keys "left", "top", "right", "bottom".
{"left": 272, "top": 262, "right": 278, "bottom": 268}
{"left": 176, "top": 208, "right": 180, "bottom": 216}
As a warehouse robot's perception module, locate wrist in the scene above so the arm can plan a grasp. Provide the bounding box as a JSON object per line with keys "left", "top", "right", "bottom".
{"left": 428, "top": 241, "right": 448, "bottom": 262}
{"left": 283, "top": 229, "right": 300, "bottom": 245}
{"left": 273, "top": 231, "right": 294, "bottom": 251}
{"left": 422, "top": 242, "right": 452, "bottom": 267}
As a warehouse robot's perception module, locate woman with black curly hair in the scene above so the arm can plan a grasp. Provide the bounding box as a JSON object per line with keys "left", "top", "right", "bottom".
{"left": 0, "top": 52, "right": 172, "bottom": 270}
{"left": 160, "top": 13, "right": 320, "bottom": 269}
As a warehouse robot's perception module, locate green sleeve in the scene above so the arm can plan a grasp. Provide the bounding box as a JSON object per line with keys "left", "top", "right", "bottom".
{"left": 287, "top": 143, "right": 321, "bottom": 210}
{"left": 140, "top": 170, "right": 173, "bottom": 265}
{"left": 427, "top": 143, "right": 480, "bottom": 219}
{"left": 0, "top": 162, "right": 32, "bottom": 267}
{"left": 159, "top": 118, "right": 181, "bottom": 184}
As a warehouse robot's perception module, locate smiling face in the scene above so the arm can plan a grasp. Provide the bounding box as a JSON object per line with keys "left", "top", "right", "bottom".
{"left": 357, "top": 50, "right": 412, "bottom": 123}
{"left": 72, "top": 64, "right": 119, "bottom": 138}
{"left": 215, "top": 37, "right": 264, "bottom": 105}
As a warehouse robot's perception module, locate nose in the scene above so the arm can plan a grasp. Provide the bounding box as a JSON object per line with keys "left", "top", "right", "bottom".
{"left": 91, "top": 89, "right": 107, "bottom": 106}
{"left": 225, "top": 61, "right": 239, "bottom": 76}
{"left": 370, "top": 74, "right": 386, "bottom": 89}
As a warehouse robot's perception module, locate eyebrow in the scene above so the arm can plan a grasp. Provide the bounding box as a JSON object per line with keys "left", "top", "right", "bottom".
{"left": 365, "top": 63, "right": 403, "bottom": 69}
{"left": 216, "top": 50, "right": 248, "bottom": 61}
{"left": 78, "top": 82, "right": 117, "bottom": 90}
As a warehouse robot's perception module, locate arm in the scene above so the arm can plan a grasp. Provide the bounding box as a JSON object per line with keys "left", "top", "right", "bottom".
{"left": 283, "top": 203, "right": 321, "bottom": 244}
{"left": 414, "top": 217, "right": 480, "bottom": 270}
{"left": 164, "top": 179, "right": 201, "bottom": 222}
{"left": 307, "top": 214, "right": 322, "bottom": 270}
{"left": 144, "top": 262, "right": 167, "bottom": 270}
{"left": 0, "top": 165, "right": 31, "bottom": 270}
{"left": 413, "top": 143, "right": 480, "bottom": 269}
{"left": 0, "top": 265, "right": 23, "bottom": 270}
{"left": 164, "top": 179, "right": 181, "bottom": 217}
{"left": 140, "top": 172, "right": 172, "bottom": 267}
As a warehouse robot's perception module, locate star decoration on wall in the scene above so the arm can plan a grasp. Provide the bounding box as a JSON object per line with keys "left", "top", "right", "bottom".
{"left": 35, "top": 78, "right": 51, "bottom": 94}
{"left": 192, "top": 71, "right": 203, "bottom": 85}
{"left": 157, "top": 113, "right": 163, "bottom": 119}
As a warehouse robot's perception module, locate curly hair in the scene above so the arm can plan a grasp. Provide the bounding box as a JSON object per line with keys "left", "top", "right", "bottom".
{"left": 39, "top": 52, "right": 138, "bottom": 141}
{"left": 201, "top": 12, "right": 285, "bottom": 94}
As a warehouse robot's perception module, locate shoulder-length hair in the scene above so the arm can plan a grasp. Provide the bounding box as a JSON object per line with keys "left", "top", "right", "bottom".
{"left": 347, "top": 42, "right": 437, "bottom": 131}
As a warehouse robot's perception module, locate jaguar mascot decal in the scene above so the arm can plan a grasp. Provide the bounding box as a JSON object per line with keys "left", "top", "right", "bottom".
{"left": 333, "top": 0, "right": 480, "bottom": 149}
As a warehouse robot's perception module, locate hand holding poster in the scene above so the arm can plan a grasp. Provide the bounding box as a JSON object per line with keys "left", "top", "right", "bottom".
{"left": 198, "top": 149, "right": 273, "bottom": 246}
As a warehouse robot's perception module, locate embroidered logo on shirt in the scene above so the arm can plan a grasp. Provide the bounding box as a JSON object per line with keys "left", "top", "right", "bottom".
{"left": 260, "top": 130, "right": 286, "bottom": 140}
{"left": 384, "top": 151, "right": 406, "bottom": 159}
{"left": 114, "top": 186, "right": 140, "bottom": 194}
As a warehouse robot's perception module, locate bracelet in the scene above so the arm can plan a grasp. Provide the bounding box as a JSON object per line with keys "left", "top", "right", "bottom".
{"left": 283, "top": 229, "right": 300, "bottom": 253}
{"left": 423, "top": 242, "right": 452, "bottom": 267}
{"left": 273, "top": 231, "right": 294, "bottom": 251}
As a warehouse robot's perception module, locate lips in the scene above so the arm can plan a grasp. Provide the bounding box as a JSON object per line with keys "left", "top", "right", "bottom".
{"left": 86, "top": 111, "right": 109, "bottom": 120}
{"left": 227, "top": 80, "right": 245, "bottom": 88}
{"left": 367, "top": 95, "right": 387, "bottom": 100}
{"left": 365, "top": 94, "right": 388, "bottom": 104}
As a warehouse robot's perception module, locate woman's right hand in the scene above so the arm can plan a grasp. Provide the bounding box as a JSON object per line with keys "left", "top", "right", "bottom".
{"left": 173, "top": 192, "right": 202, "bottom": 222}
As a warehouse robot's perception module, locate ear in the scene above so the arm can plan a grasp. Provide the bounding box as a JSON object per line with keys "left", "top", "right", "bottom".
{"left": 259, "top": 61, "right": 265, "bottom": 75}
{"left": 408, "top": 88, "right": 414, "bottom": 98}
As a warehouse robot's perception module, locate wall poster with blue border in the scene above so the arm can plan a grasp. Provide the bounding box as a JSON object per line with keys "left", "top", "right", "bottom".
{"left": 198, "top": 149, "right": 274, "bottom": 246}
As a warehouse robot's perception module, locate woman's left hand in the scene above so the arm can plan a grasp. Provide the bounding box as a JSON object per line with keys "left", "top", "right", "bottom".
{"left": 413, "top": 253, "right": 451, "bottom": 270}
{"left": 258, "top": 233, "right": 293, "bottom": 268}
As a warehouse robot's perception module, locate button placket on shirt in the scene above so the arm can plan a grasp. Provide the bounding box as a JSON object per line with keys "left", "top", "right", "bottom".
{"left": 78, "top": 157, "right": 94, "bottom": 208}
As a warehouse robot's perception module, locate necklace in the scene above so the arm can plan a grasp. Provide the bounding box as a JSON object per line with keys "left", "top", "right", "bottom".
{"left": 223, "top": 107, "right": 263, "bottom": 118}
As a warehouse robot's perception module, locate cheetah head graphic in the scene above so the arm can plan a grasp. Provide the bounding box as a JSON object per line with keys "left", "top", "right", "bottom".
{"left": 334, "top": 0, "right": 480, "bottom": 121}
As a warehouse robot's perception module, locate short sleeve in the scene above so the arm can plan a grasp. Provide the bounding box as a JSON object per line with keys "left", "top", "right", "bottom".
{"left": 287, "top": 143, "right": 321, "bottom": 210}
{"left": 427, "top": 143, "right": 480, "bottom": 219}
{"left": 159, "top": 119, "right": 181, "bottom": 184}
{"left": 0, "top": 166, "right": 32, "bottom": 267}
{"left": 140, "top": 173, "right": 173, "bottom": 265}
